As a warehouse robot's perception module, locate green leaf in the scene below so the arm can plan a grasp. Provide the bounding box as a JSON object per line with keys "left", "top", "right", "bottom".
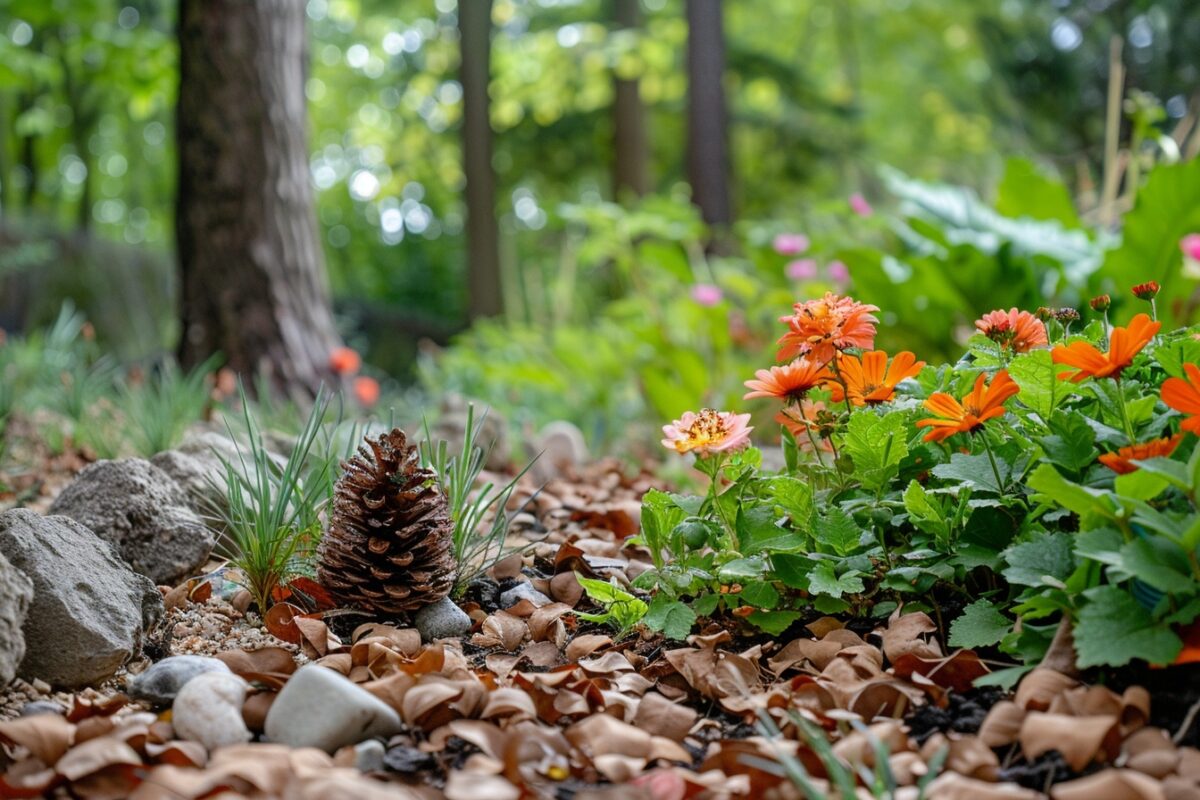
{"left": 1128, "top": 457, "right": 1190, "bottom": 491}
{"left": 948, "top": 600, "right": 1011, "bottom": 649}
{"left": 766, "top": 476, "right": 814, "bottom": 527}
{"left": 1114, "top": 469, "right": 1171, "bottom": 501}
{"left": 737, "top": 505, "right": 803, "bottom": 554}
{"left": 1002, "top": 532, "right": 1074, "bottom": 587}
{"left": 932, "top": 452, "right": 1010, "bottom": 495}
{"left": 842, "top": 410, "right": 909, "bottom": 491}
{"left": 771, "top": 553, "right": 817, "bottom": 590}
{"left": 1104, "top": 159, "right": 1200, "bottom": 329}
{"left": 995, "top": 158, "right": 1082, "bottom": 228}
{"left": 1039, "top": 411, "right": 1097, "bottom": 475}
{"left": 691, "top": 593, "right": 720, "bottom": 617}
{"left": 1156, "top": 337, "right": 1200, "bottom": 380}
{"left": 1008, "top": 350, "right": 1062, "bottom": 420}
{"left": 746, "top": 610, "right": 803, "bottom": 636}
{"left": 718, "top": 556, "right": 767, "bottom": 581}
{"left": 807, "top": 562, "right": 865, "bottom": 598}
{"left": 1118, "top": 539, "right": 1197, "bottom": 596}
{"left": 903, "top": 480, "right": 950, "bottom": 543}
{"left": 1026, "top": 463, "right": 1117, "bottom": 521}
{"left": 644, "top": 594, "right": 697, "bottom": 641}
{"left": 814, "top": 506, "right": 864, "bottom": 557}
{"left": 640, "top": 489, "right": 686, "bottom": 566}
{"left": 739, "top": 580, "right": 780, "bottom": 609}
{"left": 1075, "top": 586, "right": 1182, "bottom": 668}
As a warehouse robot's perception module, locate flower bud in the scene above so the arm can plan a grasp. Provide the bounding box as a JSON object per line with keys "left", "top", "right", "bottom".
{"left": 1131, "top": 281, "right": 1161, "bottom": 301}
{"left": 1089, "top": 294, "right": 1111, "bottom": 312}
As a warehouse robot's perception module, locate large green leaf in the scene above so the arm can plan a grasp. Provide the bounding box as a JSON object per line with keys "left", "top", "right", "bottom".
{"left": 1104, "top": 159, "right": 1200, "bottom": 327}
{"left": 995, "top": 158, "right": 1081, "bottom": 229}
{"left": 949, "top": 599, "right": 1011, "bottom": 649}
{"left": 843, "top": 410, "right": 909, "bottom": 491}
{"left": 1075, "top": 586, "right": 1181, "bottom": 668}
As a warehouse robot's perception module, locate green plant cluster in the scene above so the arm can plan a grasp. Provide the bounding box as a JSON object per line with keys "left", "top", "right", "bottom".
{"left": 615, "top": 301, "right": 1200, "bottom": 682}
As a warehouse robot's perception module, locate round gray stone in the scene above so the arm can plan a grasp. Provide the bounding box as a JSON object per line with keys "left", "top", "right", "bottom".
{"left": 128, "top": 655, "right": 232, "bottom": 706}
{"left": 414, "top": 596, "right": 472, "bottom": 642}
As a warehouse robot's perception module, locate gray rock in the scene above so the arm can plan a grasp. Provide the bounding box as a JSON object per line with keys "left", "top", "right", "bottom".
{"left": 500, "top": 581, "right": 552, "bottom": 610}
{"left": 172, "top": 671, "right": 252, "bottom": 751}
{"left": 0, "top": 509, "right": 164, "bottom": 688}
{"left": 0, "top": 550, "right": 33, "bottom": 686}
{"left": 19, "top": 700, "right": 64, "bottom": 717}
{"left": 48, "top": 458, "right": 214, "bottom": 585}
{"left": 264, "top": 665, "right": 402, "bottom": 752}
{"left": 355, "top": 739, "right": 385, "bottom": 772}
{"left": 531, "top": 420, "right": 589, "bottom": 482}
{"left": 128, "top": 655, "right": 231, "bottom": 706}
{"left": 414, "top": 596, "right": 473, "bottom": 642}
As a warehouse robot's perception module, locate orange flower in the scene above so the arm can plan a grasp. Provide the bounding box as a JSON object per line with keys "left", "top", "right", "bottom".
{"left": 1051, "top": 313, "right": 1160, "bottom": 382}
{"left": 776, "top": 293, "right": 879, "bottom": 364}
{"left": 916, "top": 370, "right": 1020, "bottom": 443}
{"left": 974, "top": 308, "right": 1048, "bottom": 353}
{"left": 743, "top": 358, "right": 831, "bottom": 403}
{"left": 1132, "top": 281, "right": 1160, "bottom": 301}
{"left": 1098, "top": 435, "right": 1182, "bottom": 474}
{"left": 827, "top": 350, "right": 925, "bottom": 406}
{"left": 352, "top": 376, "right": 380, "bottom": 406}
{"left": 329, "top": 346, "right": 362, "bottom": 376}
{"left": 1162, "top": 364, "right": 1200, "bottom": 435}
{"left": 776, "top": 400, "right": 834, "bottom": 454}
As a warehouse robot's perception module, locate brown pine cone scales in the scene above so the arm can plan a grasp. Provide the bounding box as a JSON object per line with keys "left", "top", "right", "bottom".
{"left": 317, "top": 428, "right": 456, "bottom": 613}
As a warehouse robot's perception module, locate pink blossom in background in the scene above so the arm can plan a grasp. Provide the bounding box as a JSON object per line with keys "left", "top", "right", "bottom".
{"left": 785, "top": 258, "right": 818, "bottom": 281}
{"left": 690, "top": 283, "right": 723, "bottom": 306}
{"left": 849, "top": 193, "right": 873, "bottom": 217}
{"left": 773, "top": 232, "right": 810, "bottom": 255}
{"left": 1182, "top": 233, "right": 1200, "bottom": 261}
{"left": 827, "top": 260, "right": 850, "bottom": 284}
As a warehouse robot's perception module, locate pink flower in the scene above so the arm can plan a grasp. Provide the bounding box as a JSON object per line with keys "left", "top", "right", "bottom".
{"left": 849, "top": 193, "right": 873, "bottom": 217}
{"left": 773, "top": 233, "right": 810, "bottom": 256}
{"left": 690, "top": 284, "right": 723, "bottom": 307}
{"left": 827, "top": 260, "right": 850, "bottom": 284}
{"left": 1181, "top": 233, "right": 1200, "bottom": 261}
{"left": 661, "top": 409, "right": 752, "bottom": 457}
{"left": 785, "top": 258, "right": 818, "bottom": 281}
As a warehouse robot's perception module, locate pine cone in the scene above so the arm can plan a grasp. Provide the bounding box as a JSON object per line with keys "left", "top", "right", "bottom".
{"left": 317, "top": 428, "right": 456, "bottom": 613}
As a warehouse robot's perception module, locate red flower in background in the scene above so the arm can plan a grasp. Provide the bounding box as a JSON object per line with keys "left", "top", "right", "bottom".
{"left": 1098, "top": 435, "right": 1182, "bottom": 474}
{"left": 352, "top": 376, "right": 380, "bottom": 406}
{"left": 329, "top": 346, "right": 362, "bottom": 376}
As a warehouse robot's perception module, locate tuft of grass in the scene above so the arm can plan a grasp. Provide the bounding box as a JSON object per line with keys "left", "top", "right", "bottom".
{"left": 208, "top": 386, "right": 337, "bottom": 613}
{"left": 419, "top": 403, "right": 536, "bottom": 595}
{"left": 117, "top": 356, "right": 219, "bottom": 456}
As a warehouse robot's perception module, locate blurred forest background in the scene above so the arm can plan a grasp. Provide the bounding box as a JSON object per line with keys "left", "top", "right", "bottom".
{"left": 1, "top": 0, "right": 1199, "bottom": 454}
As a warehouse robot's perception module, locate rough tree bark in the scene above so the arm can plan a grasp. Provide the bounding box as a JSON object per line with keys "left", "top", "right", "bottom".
{"left": 612, "top": 0, "right": 649, "bottom": 199}
{"left": 685, "top": 0, "right": 732, "bottom": 230}
{"left": 176, "top": 0, "right": 341, "bottom": 394}
{"left": 459, "top": 0, "right": 503, "bottom": 320}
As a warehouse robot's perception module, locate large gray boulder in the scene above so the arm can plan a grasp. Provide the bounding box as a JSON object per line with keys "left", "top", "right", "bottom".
{"left": 0, "top": 551, "right": 33, "bottom": 686}
{"left": 48, "top": 458, "right": 213, "bottom": 585}
{"left": 0, "top": 509, "right": 164, "bottom": 688}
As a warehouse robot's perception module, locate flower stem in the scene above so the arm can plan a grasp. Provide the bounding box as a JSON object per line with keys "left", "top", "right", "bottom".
{"left": 980, "top": 433, "right": 1007, "bottom": 494}
{"left": 1115, "top": 379, "right": 1136, "bottom": 443}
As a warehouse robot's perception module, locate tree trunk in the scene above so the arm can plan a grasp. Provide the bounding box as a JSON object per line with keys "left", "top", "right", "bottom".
{"left": 176, "top": 0, "right": 341, "bottom": 395}
{"left": 612, "top": 0, "right": 649, "bottom": 199}
{"left": 685, "top": 0, "right": 732, "bottom": 230}
{"left": 458, "top": 0, "right": 503, "bottom": 320}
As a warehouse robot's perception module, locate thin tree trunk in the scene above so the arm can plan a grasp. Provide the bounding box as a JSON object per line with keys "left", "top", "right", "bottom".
{"left": 612, "top": 0, "right": 649, "bottom": 199}
{"left": 18, "top": 92, "right": 37, "bottom": 212}
{"left": 685, "top": 0, "right": 732, "bottom": 230}
{"left": 459, "top": 0, "right": 502, "bottom": 320}
{"left": 0, "top": 94, "right": 14, "bottom": 215}
{"left": 176, "top": 0, "right": 341, "bottom": 395}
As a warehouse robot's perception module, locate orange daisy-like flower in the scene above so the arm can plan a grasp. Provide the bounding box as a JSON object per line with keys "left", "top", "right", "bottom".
{"left": 974, "top": 308, "right": 1048, "bottom": 353}
{"left": 1098, "top": 435, "right": 1183, "bottom": 475}
{"left": 776, "top": 293, "right": 879, "bottom": 364}
{"left": 662, "top": 409, "right": 753, "bottom": 457}
{"left": 1162, "top": 363, "right": 1200, "bottom": 435}
{"left": 916, "top": 370, "right": 1020, "bottom": 443}
{"left": 776, "top": 400, "right": 834, "bottom": 454}
{"left": 744, "top": 358, "right": 831, "bottom": 403}
{"left": 1051, "top": 313, "right": 1160, "bottom": 383}
{"left": 827, "top": 350, "right": 925, "bottom": 406}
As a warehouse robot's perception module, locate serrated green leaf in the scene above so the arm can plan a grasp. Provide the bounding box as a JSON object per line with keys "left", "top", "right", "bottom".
{"left": 932, "top": 452, "right": 1010, "bottom": 495}
{"left": 1027, "top": 463, "right": 1118, "bottom": 521}
{"left": 814, "top": 506, "right": 864, "bottom": 557}
{"left": 691, "top": 593, "right": 720, "bottom": 617}
{"left": 645, "top": 594, "right": 697, "bottom": 641}
{"left": 1039, "top": 411, "right": 1097, "bottom": 475}
{"left": 903, "top": 480, "right": 950, "bottom": 543}
{"left": 807, "top": 562, "right": 865, "bottom": 597}
{"left": 1002, "top": 532, "right": 1074, "bottom": 587}
{"left": 1008, "top": 350, "right": 1062, "bottom": 420}
{"left": 746, "top": 610, "right": 803, "bottom": 636}
{"left": 771, "top": 553, "right": 817, "bottom": 590}
{"left": 948, "top": 600, "right": 1011, "bottom": 648}
{"left": 737, "top": 505, "right": 802, "bottom": 554}
{"left": 739, "top": 580, "right": 780, "bottom": 609}
{"left": 1075, "top": 586, "right": 1181, "bottom": 667}
{"left": 1118, "top": 539, "right": 1196, "bottom": 596}
{"left": 843, "top": 410, "right": 909, "bottom": 491}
